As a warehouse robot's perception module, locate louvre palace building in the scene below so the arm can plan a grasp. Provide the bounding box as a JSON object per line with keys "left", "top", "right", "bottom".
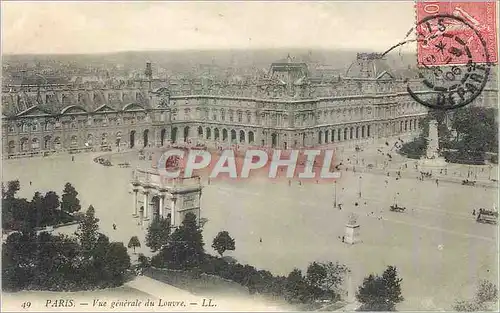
{"left": 2, "top": 53, "right": 497, "bottom": 159}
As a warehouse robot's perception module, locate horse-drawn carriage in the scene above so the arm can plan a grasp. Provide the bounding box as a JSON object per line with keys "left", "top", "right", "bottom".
{"left": 462, "top": 179, "right": 476, "bottom": 186}
{"left": 118, "top": 162, "right": 131, "bottom": 168}
{"left": 390, "top": 204, "right": 406, "bottom": 213}
{"left": 476, "top": 209, "right": 498, "bottom": 224}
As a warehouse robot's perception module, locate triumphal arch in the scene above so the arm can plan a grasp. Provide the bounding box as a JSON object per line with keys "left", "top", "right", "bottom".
{"left": 130, "top": 163, "right": 202, "bottom": 228}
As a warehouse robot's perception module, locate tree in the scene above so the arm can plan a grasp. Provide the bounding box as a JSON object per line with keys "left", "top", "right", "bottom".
{"left": 145, "top": 216, "right": 171, "bottom": 252}
{"left": 4, "top": 180, "right": 20, "bottom": 199}
{"left": 212, "top": 230, "right": 235, "bottom": 257}
{"left": 103, "top": 242, "right": 131, "bottom": 284}
{"left": 285, "top": 268, "right": 311, "bottom": 303}
{"left": 356, "top": 265, "right": 404, "bottom": 311}
{"left": 137, "top": 253, "right": 150, "bottom": 269}
{"left": 128, "top": 236, "right": 141, "bottom": 253}
{"left": 61, "top": 183, "right": 81, "bottom": 214}
{"left": 161, "top": 212, "right": 205, "bottom": 270}
{"left": 474, "top": 279, "right": 498, "bottom": 303}
{"left": 75, "top": 205, "right": 100, "bottom": 256}
{"left": 453, "top": 279, "right": 498, "bottom": 311}
{"left": 43, "top": 191, "right": 60, "bottom": 211}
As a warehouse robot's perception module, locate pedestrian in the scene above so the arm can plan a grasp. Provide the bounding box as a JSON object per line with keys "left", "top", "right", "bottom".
{"left": 113, "top": 223, "right": 117, "bottom": 230}
{"left": 72, "top": 156, "right": 75, "bottom": 162}
{"left": 342, "top": 236, "right": 345, "bottom": 243}
{"left": 473, "top": 209, "right": 476, "bottom": 216}
{"left": 29, "top": 181, "right": 32, "bottom": 186}
{"left": 259, "top": 238, "right": 262, "bottom": 243}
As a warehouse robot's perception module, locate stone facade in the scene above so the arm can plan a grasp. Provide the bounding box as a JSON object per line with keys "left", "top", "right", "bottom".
{"left": 6, "top": 55, "right": 496, "bottom": 158}
{"left": 131, "top": 168, "right": 202, "bottom": 227}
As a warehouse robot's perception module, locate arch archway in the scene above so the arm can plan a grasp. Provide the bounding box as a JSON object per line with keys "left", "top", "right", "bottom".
{"left": 350, "top": 127, "right": 354, "bottom": 139}
{"left": 222, "top": 129, "right": 228, "bottom": 141}
{"left": 198, "top": 126, "right": 203, "bottom": 138}
{"left": 8, "top": 140, "right": 15, "bottom": 154}
{"left": 130, "top": 130, "right": 136, "bottom": 148}
{"left": 271, "top": 133, "right": 277, "bottom": 148}
{"left": 20, "top": 138, "right": 29, "bottom": 152}
{"left": 230, "top": 129, "right": 237, "bottom": 143}
{"left": 325, "top": 130, "right": 329, "bottom": 144}
{"left": 171, "top": 127, "right": 178, "bottom": 143}
{"left": 160, "top": 128, "right": 166, "bottom": 146}
{"left": 54, "top": 137, "right": 62, "bottom": 150}
{"left": 151, "top": 195, "right": 161, "bottom": 218}
{"left": 302, "top": 133, "right": 306, "bottom": 146}
{"left": 71, "top": 135, "right": 78, "bottom": 148}
{"left": 248, "top": 131, "right": 255, "bottom": 144}
{"left": 143, "top": 129, "right": 149, "bottom": 147}
{"left": 356, "top": 127, "right": 359, "bottom": 139}
{"left": 206, "top": 128, "right": 212, "bottom": 140}
{"left": 318, "top": 131, "right": 323, "bottom": 144}
{"left": 44, "top": 136, "right": 51, "bottom": 150}
{"left": 116, "top": 131, "right": 122, "bottom": 147}
{"left": 239, "top": 130, "right": 245, "bottom": 143}
{"left": 183, "top": 126, "right": 190, "bottom": 142}
{"left": 214, "top": 128, "right": 220, "bottom": 141}
{"left": 101, "top": 133, "right": 109, "bottom": 147}
{"left": 31, "top": 138, "right": 40, "bottom": 150}
{"left": 344, "top": 128, "right": 348, "bottom": 141}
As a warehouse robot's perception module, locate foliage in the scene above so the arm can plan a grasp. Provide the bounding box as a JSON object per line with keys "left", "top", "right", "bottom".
{"left": 43, "top": 191, "right": 60, "bottom": 211}
{"left": 401, "top": 107, "right": 499, "bottom": 163}
{"left": 61, "top": 182, "right": 81, "bottom": 214}
{"left": 211, "top": 230, "right": 236, "bottom": 256}
{"left": 453, "top": 279, "right": 498, "bottom": 311}
{"left": 74, "top": 205, "right": 100, "bottom": 256}
{"left": 128, "top": 236, "right": 141, "bottom": 253}
{"left": 153, "top": 212, "right": 205, "bottom": 270}
{"left": 145, "top": 216, "right": 171, "bottom": 252}
{"left": 2, "top": 181, "right": 76, "bottom": 230}
{"left": 452, "top": 299, "right": 486, "bottom": 311}
{"left": 137, "top": 253, "right": 150, "bottom": 268}
{"left": 356, "top": 265, "right": 404, "bottom": 311}
{"left": 3, "top": 180, "right": 20, "bottom": 199}
{"left": 2, "top": 206, "right": 131, "bottom": 292}
{"left": 475, "top": 279, "right": 498, "bottom": 303}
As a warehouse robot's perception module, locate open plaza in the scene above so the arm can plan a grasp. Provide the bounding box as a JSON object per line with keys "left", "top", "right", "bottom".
{"left": 3, "top": 140, "right": 498, "bottom": 311}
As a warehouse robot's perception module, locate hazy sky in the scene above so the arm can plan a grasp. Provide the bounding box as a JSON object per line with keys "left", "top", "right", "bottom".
{"left": 2, "top": 1, "right": 415, "bottom": 55}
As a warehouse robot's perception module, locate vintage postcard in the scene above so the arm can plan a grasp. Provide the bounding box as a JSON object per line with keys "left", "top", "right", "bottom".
{"left": 1, "top": 1, "right": 499, "bottom": 312}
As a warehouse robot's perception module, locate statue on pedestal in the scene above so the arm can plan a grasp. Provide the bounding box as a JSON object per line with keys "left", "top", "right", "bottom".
{"left": 344, "top": 213, "right": 361, "bottom": 245}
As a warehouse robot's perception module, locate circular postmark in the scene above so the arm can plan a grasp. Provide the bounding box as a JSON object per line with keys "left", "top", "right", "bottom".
{"left": 407, "top": 14, "right": 492, "bottom": 110}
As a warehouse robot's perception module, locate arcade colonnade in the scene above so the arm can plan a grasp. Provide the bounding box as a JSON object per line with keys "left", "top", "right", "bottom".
{"left": 167, "top": 116, "right": 421, "bottom": 149}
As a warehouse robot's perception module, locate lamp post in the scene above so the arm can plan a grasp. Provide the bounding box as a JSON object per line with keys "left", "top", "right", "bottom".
{"left": 334, "top": 180, "right": 338, "bottom": 208}
{"left": 358, "top": 176, "right": 362, "bottom": 198}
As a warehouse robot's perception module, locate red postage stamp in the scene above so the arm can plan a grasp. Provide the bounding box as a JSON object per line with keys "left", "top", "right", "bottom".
{"left": 416, "top": 1, "right": 497, "bottom": 66}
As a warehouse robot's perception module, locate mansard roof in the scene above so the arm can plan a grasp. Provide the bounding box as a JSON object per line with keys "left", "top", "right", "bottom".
{"left": 1, "top": 87, "right": 151, "bottom": 118}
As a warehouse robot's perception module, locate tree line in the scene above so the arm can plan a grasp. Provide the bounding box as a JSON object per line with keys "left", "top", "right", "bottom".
{"left": 2, "top": 205, "right": 130, "bottom": 291}
{"left": 142, "top": 213, "right": 405, "bottom": 310}
{"left": 399, "top": 107, "right": 498, "bottom": 164}
{"left": 2, "top": 180, "right": 82, "bottom": 231}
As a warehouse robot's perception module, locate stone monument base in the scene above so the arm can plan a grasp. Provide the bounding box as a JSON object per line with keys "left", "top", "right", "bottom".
{"left": 418, "top": 157, "right": 447, "bottom": 168}
{"left": 344, "top": 224, "right": 361, "bottom": 245}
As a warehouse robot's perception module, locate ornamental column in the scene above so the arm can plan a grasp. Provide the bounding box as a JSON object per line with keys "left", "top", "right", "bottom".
{"left": 133, "top": 189, "right": 138, "bottom": 216}
{"left": 170, "top": 197, "right": 177, "bottom": 227}
{"left": 159, "top": 195, "right": 164, "bottom": 219}
{"left": 143, "top": 191, "right": 149, "bottom": 220}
